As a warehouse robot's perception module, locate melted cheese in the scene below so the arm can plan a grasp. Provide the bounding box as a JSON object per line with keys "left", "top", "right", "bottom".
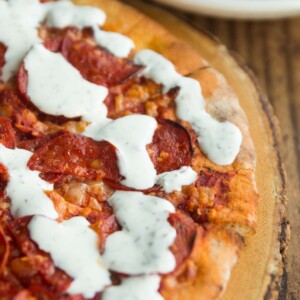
{"left": 28, "top": 216, "right": 111, "bottom": 298}
{"left": 134, "top": 50, "right": 243, "bottom": 165}
{"left": 0, "top": 145, "right": 57, "bottom": 219}
{"left": 84, "top": 115, "right": 158, "bottom": 190}
{"left": 103, "top": 191, "right": 176, "bottom": 275}
{"left": 24, "top": 44, "right": 108, "bottom": 122}
{"left": 102, "top": 275, "right": 164, "bottom": 300}
{"left": 156, "top": 166, "right": 197, "bottom": 193}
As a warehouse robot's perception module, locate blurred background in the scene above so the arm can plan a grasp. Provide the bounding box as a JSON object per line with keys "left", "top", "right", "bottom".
{"left": 144, "top": 1, "right": 300, "bottom": 299}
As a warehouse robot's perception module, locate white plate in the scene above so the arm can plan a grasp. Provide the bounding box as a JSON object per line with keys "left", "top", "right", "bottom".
{"left": 153, "top": 0, "right": 300, "bottom": 19}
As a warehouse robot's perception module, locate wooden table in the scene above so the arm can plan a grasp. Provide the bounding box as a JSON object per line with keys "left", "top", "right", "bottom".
{"left": 143, "top": 3, "right": 299, "bottom": 299}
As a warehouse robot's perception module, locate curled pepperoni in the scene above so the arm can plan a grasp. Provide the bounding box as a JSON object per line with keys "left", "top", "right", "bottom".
{"left": 0, "top": 90, "right": 45, "bottom": 137}
{"left": 27, "top": 119, "right": 192, "bottom": 190}
{"left": 17, "top": 131, "right": 64, "bottom": 152}
{"left": 8, "top": 217, "right": 72, "bottom": 292}
{"left": 27, "top": 132, "right": 120, "bottom": 181}
{"left": 148, "top": 119, "right": 193, "bottom": 174}
{"left": 61, "top": 30, "right": 143, "bottom": 87}
{"left": 104, "top": 119, "right": 193, "bottom": 191}
{"left": 169, "top": 211, "right": 197, "bottom": 268}
{"left": 0, "top": 43, "right": 6, "bottom": 79}
{"left": 0, "top": 117, "right": 16, "bottom": 149}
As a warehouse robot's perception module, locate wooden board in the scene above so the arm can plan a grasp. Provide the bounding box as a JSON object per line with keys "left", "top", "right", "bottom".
{"left": 121, "top": 1, "right": 289, "bottom": 299}
{"left": 173, "top": 17, "right": 299, "bottom": 300}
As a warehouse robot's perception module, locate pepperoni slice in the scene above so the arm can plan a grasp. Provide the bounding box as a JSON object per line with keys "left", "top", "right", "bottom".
{"left": 0, "top": 90, "right": 45, "bottom": 137}
{"left": 8, "top": 217, "right": 72, "bottom": 292}
{"left": 148, "top": 119, "right": 193, "bottom": 174}
{"left": 169, "top": 211, "right": 197, "bottom": 268}
{"left": 27, "top": 132, "right": 119, "bottom": 181}
{"left": 27, "top": 119, "right": 192, "bottom": 189}
{"left": 0, "top": 117, "right": 16, "bottom": 149}
{"left": 104, "top": 119, "right": 193, "bottom": 190}
{"left": 61, "top": 30, "right": 143, "bottom": 87}
{"left": 17, "top": 131, "right": 64, "bottom": 152}
{"left": 0, "top": 43, "right": 6, "bottom": 79}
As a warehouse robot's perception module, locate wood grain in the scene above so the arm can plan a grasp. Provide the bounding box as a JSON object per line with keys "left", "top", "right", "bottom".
{"left": 153, "top": 7, "right": 300, "bottom": 299}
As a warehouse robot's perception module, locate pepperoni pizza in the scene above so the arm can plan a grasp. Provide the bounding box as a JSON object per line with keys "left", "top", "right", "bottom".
{"left": 0, "top": 0, "right": 258, "bottom": 299}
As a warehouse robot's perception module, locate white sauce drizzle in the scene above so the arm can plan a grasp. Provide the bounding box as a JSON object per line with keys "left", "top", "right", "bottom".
{"left": 134, "top": 50, "right": 243, "bottom": 165}
{"left": 28, "top": 216, "right": 111, "bottom": 298}
{"left": 24, "top": 44, "right": 108, "bottom": 122}
{"left": 0, "top": 0, "right": 45, "bottom": 81}
{"left": 156, "top": 166, "right": 197, "bottom": 193}
{"left": 102, "top": 191, "right": 176, "bottom": 275}
{"left": 84, "top": 115, "right": 158, "bottom": 190}
{"left": 102, "top": 275, "right": 164, "bottom": 300}
{"left": 92, "top": 26, "right": 134, "bottom": 58}
{"left": 0, "top": 145, "right": 57, "bottom": 219}
{"left": 46, "top": 1, "right": 134, "bottom": 57}
{"left": 45, "top": 0, "right": 106, "bottom": 29}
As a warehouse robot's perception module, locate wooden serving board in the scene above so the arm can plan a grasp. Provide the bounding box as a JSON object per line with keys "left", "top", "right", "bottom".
{"left": 122, "top": 1, "right": 289, "bottom": 299}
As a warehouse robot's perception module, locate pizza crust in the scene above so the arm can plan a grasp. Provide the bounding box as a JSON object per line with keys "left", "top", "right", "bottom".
{"left": 161, "top": 226, "right": 243, "bottom": 300}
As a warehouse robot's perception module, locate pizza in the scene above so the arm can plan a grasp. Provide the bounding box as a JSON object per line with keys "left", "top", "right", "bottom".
{"left": 0, "top": 0, "right": 259, "bottom": 299}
